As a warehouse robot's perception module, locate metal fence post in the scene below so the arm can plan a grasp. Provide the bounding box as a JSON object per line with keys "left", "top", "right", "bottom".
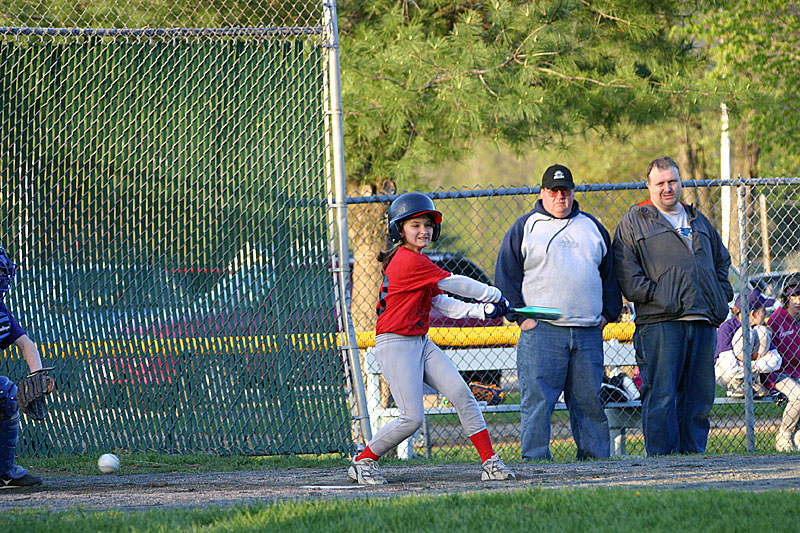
{"left": 736, "top": 176, "right": 756, "bottom": 453}
{"left": 322, "top": 0, "right": 372, "bottom": 447}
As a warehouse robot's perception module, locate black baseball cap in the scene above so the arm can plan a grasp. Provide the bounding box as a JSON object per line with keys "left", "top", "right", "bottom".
{"left": 541, "top": 164, "right": 575, "bottom": 190}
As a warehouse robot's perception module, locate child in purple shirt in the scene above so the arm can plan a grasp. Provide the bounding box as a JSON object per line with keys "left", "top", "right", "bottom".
{"left": 715, "top": 289, "right": 775, "bottom": 362}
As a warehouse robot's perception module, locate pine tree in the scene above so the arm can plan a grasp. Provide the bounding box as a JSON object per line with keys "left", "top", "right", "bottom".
{"left": 339, "top": 0, "right": 703, "bottom": 188}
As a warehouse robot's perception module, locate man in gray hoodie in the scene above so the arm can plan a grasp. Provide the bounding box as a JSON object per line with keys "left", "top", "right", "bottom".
{"left": 496, "top": 164, "right": 622, "bottom": 460}
{"left": 613, "top": 156, "right": 732, "bottom": 456}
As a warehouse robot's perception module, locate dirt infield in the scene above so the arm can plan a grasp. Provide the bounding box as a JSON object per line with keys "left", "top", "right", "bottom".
{"left": 2, "top": 455, "right": 799, "bottom": 512}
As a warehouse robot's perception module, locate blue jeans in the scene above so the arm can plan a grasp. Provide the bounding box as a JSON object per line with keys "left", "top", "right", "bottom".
{"left": 633, "top": 321, "right": 716, "bottom": 455}
{"left": 517, "top": 321, "right": 609, "bottom": 460}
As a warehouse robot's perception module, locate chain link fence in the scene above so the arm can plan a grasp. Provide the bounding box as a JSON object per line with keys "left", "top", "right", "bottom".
{"left": 348, "top": 178, "right": 800, "bottom": 460}
{"left": 0, "top": 1, "right": 354, "bottom": 456}
{"left": 0, "top": 2, "right": 322, "bottom": 36}
{"left": 3, "top": 1, "right": 799, "bottom": 463}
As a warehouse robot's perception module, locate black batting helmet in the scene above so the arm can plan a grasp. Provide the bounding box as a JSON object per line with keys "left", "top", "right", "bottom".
{"left": 782, "top": 273, "right": 800, "bottom": 304}
{"left": 0, "top": 246, "right": 17, "bottom": 299}
{"left": 387, "top": 192, "right": 442, "bottom": 243}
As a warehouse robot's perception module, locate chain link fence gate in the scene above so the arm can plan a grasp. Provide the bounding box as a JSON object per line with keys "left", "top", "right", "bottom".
{"left": 0, "top": 1, "right": 357, "bottom": 455}
{"left": 348, "top": 178, "right": 800, "bottom": 460}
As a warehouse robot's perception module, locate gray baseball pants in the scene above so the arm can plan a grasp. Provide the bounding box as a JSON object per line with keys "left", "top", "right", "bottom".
{"left": 773, "top": 374, "right": 800, "bottom": 437}
{"left": 367, "top": 333, "right": 487, "bottom": 457}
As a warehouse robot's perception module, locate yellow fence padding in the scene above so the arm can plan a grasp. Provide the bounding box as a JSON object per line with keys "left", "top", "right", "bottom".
{"left": 354, "top": 322, "right": 635, "bottom": 349}
{"left": 0, "top": 323, "right": 636, "bottom": 359}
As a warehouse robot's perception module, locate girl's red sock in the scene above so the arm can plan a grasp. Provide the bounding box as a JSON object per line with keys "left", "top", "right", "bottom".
{"left": 469, "top": 429, "right": 495, "bottom": 462}
{"left": 355, "top": 445, "right": 381, "bottom": 462}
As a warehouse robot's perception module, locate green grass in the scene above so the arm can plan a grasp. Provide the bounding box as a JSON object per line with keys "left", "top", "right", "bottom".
{"left": 426, "top": 386, "right": 789, "bottom": 460}
{"left": 4, "top": 487, "right": 800, "bottom": 532}
{"left": 410, "top": 428, "right": 800, "bottom": 462}
{"left": 22, "top": 451, "right": 493, "bottom": 477}
{"left": 9, "top": 453, "right": 800, "bottom": 531}
{"left": 19, "top": 452, "right": 351, "bottom": 476}
{"left": 413, "top": 428, "right": 798, "bottom": 461}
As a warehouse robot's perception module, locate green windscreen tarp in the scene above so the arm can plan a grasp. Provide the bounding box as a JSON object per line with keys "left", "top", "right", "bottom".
{"left": 0, "top": 39, "right": 350, "bottom": 455}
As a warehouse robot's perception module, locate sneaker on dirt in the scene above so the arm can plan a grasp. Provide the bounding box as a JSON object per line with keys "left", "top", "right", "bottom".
{"left": 348, "top": 457, "right": 388, "bottom": 485}
{"left": 0, "top": 473, "right": 42, "bottom": 488}
{"left": 481, "top": 454, "right": 516, "bottom": 481}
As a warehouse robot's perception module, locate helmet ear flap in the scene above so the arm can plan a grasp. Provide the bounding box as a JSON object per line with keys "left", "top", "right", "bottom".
{"left": 389, "top": 222, "right": 402, "bottom": 244}
{"left": 432, "top": 223, "right": 441, "bottom": 242}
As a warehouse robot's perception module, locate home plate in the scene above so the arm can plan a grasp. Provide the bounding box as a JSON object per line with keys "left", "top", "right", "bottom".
{"left": 300, "top": 485, "right": 366, "bottom": 490}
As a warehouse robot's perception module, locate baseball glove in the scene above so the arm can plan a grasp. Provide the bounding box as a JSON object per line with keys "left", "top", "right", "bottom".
{"left": 17, "top": 367, "right": 55, "bottom": 421}
{"left": 469, "top": 381, "right": 505, "bottom": 406}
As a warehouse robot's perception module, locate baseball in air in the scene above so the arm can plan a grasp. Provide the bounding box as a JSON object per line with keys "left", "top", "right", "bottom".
{"left": 97, "top": 453, "right": 120, "bottom": 474}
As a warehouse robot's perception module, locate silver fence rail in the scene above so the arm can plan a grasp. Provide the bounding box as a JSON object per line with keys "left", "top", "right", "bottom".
{"left": 346, "top": 178, "right": 800, "bottom": 459}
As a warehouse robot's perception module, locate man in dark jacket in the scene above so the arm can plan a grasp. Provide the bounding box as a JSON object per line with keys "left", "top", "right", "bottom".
{"left": 613, "top": 156, "right": 733, "bottom": 455}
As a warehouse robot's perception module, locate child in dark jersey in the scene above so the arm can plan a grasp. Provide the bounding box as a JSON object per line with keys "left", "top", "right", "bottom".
{"left": 0, "top": 245, "right": 48, "bottom": 488}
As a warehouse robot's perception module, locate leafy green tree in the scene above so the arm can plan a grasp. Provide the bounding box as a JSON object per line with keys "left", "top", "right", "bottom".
{"left": 688, "top": 0, "right": 800, "bottom": 178}
{"left": 338, "top": 0, "right": 704, "bottom": 188}
{"left": 676, "top": 1, "right": 800, "bottom": 272}
{"left": 338, "top": 0, "right": 709, "bottom": 331}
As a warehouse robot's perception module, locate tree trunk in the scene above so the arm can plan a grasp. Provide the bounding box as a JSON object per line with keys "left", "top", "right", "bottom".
{"left": 348, "top": 181, "right": 395, "bottom": 334}
{"left": 678, "top": 121, "right": 713, "bottom": 212}
{"left": 732, "top": 124, "right": 760, "bottom": 181}
{"left": 678, "top": 126, "right": 699, "bottom": 208}
{"left": 728, "top": 120, "right": 761, "bottom": 271}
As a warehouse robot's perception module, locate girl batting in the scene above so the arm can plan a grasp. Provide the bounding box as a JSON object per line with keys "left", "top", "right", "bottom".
{"left": 348, "top": 193, "right": 515, "bottom": 484}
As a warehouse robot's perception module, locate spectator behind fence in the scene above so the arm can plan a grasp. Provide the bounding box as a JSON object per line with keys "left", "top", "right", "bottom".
{"left": 613, "top": 156, "right": 733, "bottom": 456}
{"left": 715, "top": 290, "right": 775, "bottom": 363}
{"left": 767, "top": 274, "right": 800, "bottom": 452}
{"left": 495, "top": 164, "right": 622, "bottom": 460}
{"left": 714, "top": 290, "right": 779, "bottom": 401}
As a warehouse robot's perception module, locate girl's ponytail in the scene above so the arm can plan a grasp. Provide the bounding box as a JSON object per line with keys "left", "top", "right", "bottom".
{"left": 377, "top": 245, "right": 401, "bottom": 272}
